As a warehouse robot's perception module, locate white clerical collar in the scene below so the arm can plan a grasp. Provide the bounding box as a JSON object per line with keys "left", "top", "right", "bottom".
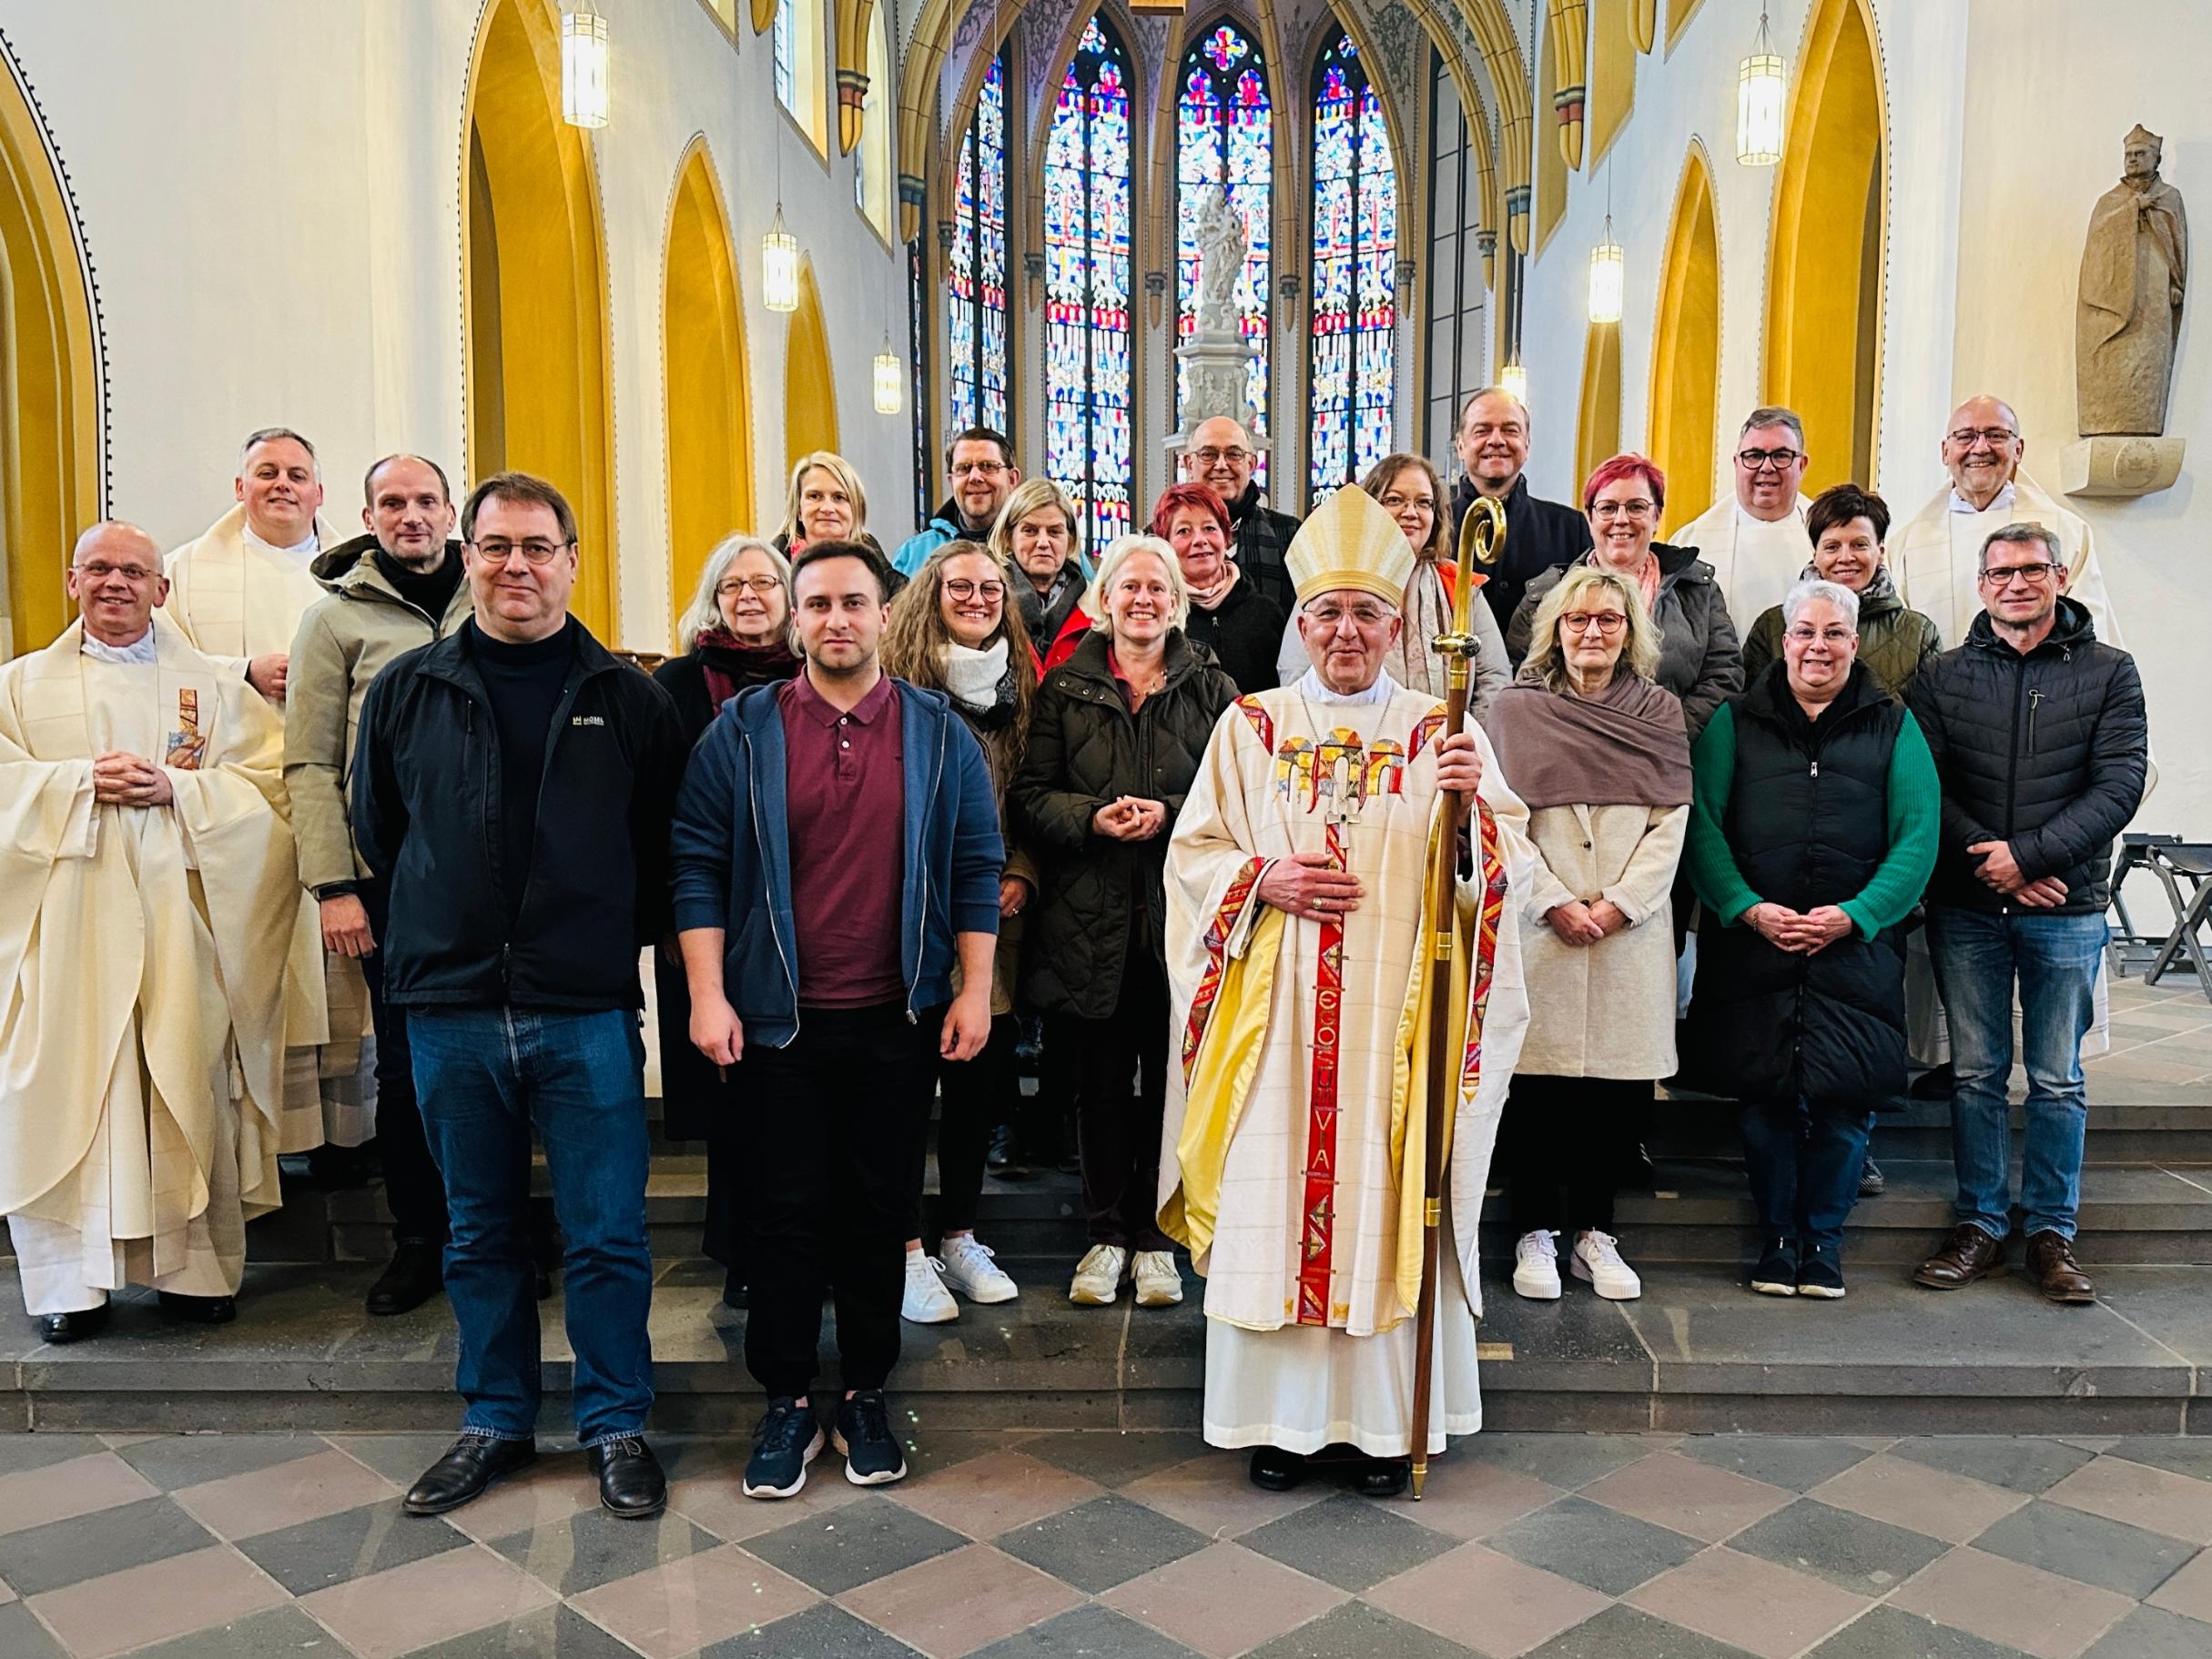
{"left": 81, "top": 627, "right": 157, "bottom": 664}
{"left": 243, "top": 521, "right": 320, "bottom": 556}
{"left": 1293, "top": 666, "right": 1400, "bottom": 707}
{"left": 1949, "top": 481, "right": 2016, "bottom": 516}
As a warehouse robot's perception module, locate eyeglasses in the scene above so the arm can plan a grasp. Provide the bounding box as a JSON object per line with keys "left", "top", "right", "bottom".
{"left": 715, "top": 575, "right": 782, "bottom": 597}
{"left": 470, "top": 538, "right": 572, "bottom": 564}
{"left": 1736, "top": 448, "right": 1803, "bottom": 471}
{"left": 73, "top": 561, "right": 159, "bottom": 583}
{"left": 1979, "top": 561, "right": 2058, "bottom": 586}
{"left": 1192, "top": 447, "right": 1251, "bottom": 467}
{"left": 1377, "top": 491, "right": 1436, "bottom": 513}
{"left": 1561, "top": 611, "right": 1627, "bottom": 636}
{"left": 1305, "top": 602, "right": 1393, "bottom": 629}
{"left": 1590, "top": 500, "right": 1655, "bottom": 521}
{"left": 1948, "top": 427, "right": 2020, "bottom": 448}
{"left": 950, "top": 460, "right": 1008, "bottom": 479}
{"left": 943, "top": 578, "right": 1006, "bottom": 602}
{"left": 1785, "top": 625, "right": 1857, "bottom": 645}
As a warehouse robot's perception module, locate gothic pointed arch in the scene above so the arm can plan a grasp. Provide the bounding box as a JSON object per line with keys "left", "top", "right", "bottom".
{"left": 0, "top": 36, "right": 101, "bottom": 660}
{"left": 784, "top": 258, "right": 840, "bottom": 466}
{"left": 1648, "top": 143, "right": 1720, "bottom": 531}
{"left": 1764, "top": 0, "right": 1885, "bottom": 490}
{"left": 462, "top": 0, "right": 616, "bottom": 638}
{"left": 663, "top": 140, "right": 755, "bottom": 643}
{"left": 1576, "top": 322, "right": 1621, "bottom": 486}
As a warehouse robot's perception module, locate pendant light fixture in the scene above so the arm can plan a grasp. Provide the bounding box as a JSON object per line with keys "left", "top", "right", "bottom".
{"left": 1587, "top": 164, "right": 1623, "bottom": 326}
{"left": 764, "top": 117, "right": 799, "bottom": 312}
{"left": 1736, "top": 7, "right": 1785, "bottom": 167}
{"left": 873, "top": 337, "right": 904, "bottom": 414}
{"left": 561, "top": 6, "right": 610, "bottom": 128}
{"left": 1497, "top": 359, "right": 1528, "bottom": 403}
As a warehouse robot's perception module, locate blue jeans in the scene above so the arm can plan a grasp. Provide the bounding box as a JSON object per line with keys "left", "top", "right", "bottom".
{"left": 1739, "top": 1098, "right": 1874, "bottom": 1253}
{"left": 1927, "top": 906, "right": 2106, "bottom": 1241}
{"left": 411, "top": 1007, "right": 654, "bottom": 1445}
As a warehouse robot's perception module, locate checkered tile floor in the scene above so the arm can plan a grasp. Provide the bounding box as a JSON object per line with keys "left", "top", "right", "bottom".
{"left": 2, "top": 1430, "right": 2209, "bottom": 1656}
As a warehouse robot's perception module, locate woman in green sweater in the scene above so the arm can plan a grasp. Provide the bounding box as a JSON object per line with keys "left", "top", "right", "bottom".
{"left": 1682, "top": 580, "right": 1939, "bottom": 1298}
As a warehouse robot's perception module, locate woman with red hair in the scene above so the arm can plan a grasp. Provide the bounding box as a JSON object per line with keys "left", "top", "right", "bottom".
{"left": 1507, "top": 454, "right": 1742, "bottom": 738}
{"left": 1149, "top": 483, "right": 1284, "bottom": 694}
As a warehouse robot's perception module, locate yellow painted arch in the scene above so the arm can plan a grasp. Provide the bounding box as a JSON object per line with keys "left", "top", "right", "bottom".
{"left": 784, "top": 259, "right": 840, "bottom": 468}
{"left": 1575, "top": 322, "right": 1621, "bottom": 488}
{"left": 462, "top": 0, "right": 617, "bottom": 639}
{"left": 1648, "top": 144, "right": 1720, "bottom": 531}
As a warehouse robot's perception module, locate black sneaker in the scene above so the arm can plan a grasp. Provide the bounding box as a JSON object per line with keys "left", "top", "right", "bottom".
{"left": 1750, "top": 1238, "right": 1800, "bottom": 1296}
{"left": 1798, "top": 1245, "right": 1847, "bottom": 1299}
{"left": 833, "top": 1389, "right": 908, "bottom": 1486}
{"left": 1858, "top": 1157, "right": 1886, "bottom": 1198}
{"left": 743, "top": 1398, "right": 824, "bottom": 1500}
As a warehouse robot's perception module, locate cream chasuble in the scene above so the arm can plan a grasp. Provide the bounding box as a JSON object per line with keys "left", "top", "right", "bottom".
{"left": 0, "top": 620, "right": 325, "bottom": 1311}
{"left": 1672, "top": 495, "right": 1813, "bottom": 634}
{"left": 165, "top": 504, "right": 374, "bottom": 1143}
{"left": 1161, "top": 672, "right": 1537, "bottom": 1456}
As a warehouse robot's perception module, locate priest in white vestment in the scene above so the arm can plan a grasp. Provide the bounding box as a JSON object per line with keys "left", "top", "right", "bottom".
{"left": 1669, "top": 407, "right": 1815, "bottom": 633}
{"left": 165, "top": 426, "right": 373, "bottom": 1157}
{"left": 0, "top": 524, "right": 324, "bottom": 1340}
{"left": 1161, "top": 486, "right": 1537, "bottom": 1496}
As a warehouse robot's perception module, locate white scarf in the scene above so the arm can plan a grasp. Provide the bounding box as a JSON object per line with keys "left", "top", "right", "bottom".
{"left": 81, "top": 629, "right": 159, "bottom": 664}
{"left": 1293, "top": 665, "right": 1400, "bottom": 706}
{"left": 943, "top": 638, "right": 1010, "bottom": 712}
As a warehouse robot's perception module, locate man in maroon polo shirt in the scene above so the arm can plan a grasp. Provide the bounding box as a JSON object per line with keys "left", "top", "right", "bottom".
{"left": 672, "top": 539, "right": 1004, "bottom": 1500}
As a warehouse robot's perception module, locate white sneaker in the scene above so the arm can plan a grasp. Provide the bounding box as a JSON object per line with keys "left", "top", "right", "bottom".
{"left": 901, "top": 1250, "right": 959, "bottom": 1323}
{"left": 1570, "top": 1229, "right": 1642, "bottom": 1300}
{"left": 1069, "top": 1244, "right": 1128, "bottom": 1306}
{"left": 1512, "top": 1230, "right": 1561, "bottom": 1300}
{"left": 938, "top": 1235, "right": 1020, "bottom": 1304}
{"left": 1131, "top": 1250, "right": 1183, "bottom": 1308}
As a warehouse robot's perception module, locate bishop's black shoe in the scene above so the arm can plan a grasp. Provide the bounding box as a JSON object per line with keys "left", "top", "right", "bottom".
{"left": 157, "top": 1292, "right": 236, "bottom": 1325}
{"left": 1249, "top": 1446, "right": 1306, "bottom": 1492}
{"left": 36, "top": 1303, "right": 110, "bottom": 1344}
{"left": 403, "top": 1433, "right": 537, "bottom": 1516}
{"left": 1359, "top": 1458, "right": 1412, "bottom": 1498}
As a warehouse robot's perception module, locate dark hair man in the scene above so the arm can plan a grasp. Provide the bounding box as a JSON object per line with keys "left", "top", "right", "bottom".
{"left": 672, "top": 537, "right": 1003, "bottom": 1501}
{"left": 288, "top": 455, "right": 472, "bottom": 1317}
{"left": 353, "top": 470, "right": 687, "bottom": 1520}
{"left": 1907, "top": 522, "right": 2147, "bottom": 1305}
{"left": 1444, "top": 388, "right": 1593, "bottom": 635}
{"left": 894, "top": 427, "right": 1021, "bottom": 577}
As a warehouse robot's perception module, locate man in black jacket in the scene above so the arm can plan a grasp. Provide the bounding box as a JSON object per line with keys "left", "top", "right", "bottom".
{"left": 1180, "top": 416, "right": 1301, "bottom": 611}
{"left": 1444, "top": 387, "right": 1593, "bottom": 637}
{"left": 353, "top": 470, "right": 688, "bottom": 1521}
{"left": 1905, "top": 523, "right": 2147, "bottom": 1305}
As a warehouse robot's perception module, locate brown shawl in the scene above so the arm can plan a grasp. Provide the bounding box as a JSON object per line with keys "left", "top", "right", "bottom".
{"left": 1485, "top": 669, "right": 1692, "bottom": 812}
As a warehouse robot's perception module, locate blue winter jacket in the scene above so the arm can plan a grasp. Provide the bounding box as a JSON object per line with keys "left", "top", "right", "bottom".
{"left": 668, "top": 676, "right": 1005, "bottom": 1047}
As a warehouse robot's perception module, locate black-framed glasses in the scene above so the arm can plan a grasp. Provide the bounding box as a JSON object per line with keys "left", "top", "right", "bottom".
{"left": 470, "top": 538, "right": 572, "bottom": 565}
{"left": 1736, "top": 448, "right": 1802, "bottom": 470}
{"left": 1591, "top": 500, "right": 1655, "bottom": 521}
{"left": 943, "top": 578, "right": 1006, "bottom": 602}
{"left": 1979, "top": 561, "right": 2057, "bottom": 586}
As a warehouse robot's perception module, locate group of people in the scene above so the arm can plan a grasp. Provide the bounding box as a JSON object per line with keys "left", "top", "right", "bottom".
{"left": 0, "top": 381, "right": 2147, "bottom": 1515}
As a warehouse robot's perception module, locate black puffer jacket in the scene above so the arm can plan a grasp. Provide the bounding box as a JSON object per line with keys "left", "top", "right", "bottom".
{"left": 1686, "top": 665, "right": 1914, "bottom": 1109}
{"left": 1012, "top": 630, "right": 1239, "bottom": 1017}
{"left": 1906, "top": 598, "right": 2147, "bottom": 915}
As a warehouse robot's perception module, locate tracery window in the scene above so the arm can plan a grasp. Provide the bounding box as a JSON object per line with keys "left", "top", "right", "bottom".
{"left": 1175, "top": 20, "right": 1272, "bottom": 482}
{"left": 1043, "top": 17, "right": 1135, "bottom": 548}
{"left": 1307, "top": 32, "right": 1398, "bottom": 501}
{"left": 1424, "top": 49, "right": 1487, "bottom": 465}
{"left": 948, "top": 53, "right": 1011, "bottom": 437}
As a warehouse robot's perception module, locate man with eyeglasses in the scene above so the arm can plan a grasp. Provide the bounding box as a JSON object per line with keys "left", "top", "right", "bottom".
{"left": 0, "top": 522, "right": 326, "bottom": 1341}
{"left": 1179, "top": 416, "right": 1301, "bottom": 612}
{"left": 1444, "top": 387, "right": 1591, "bottom": 634}
{"left": 353, "top": 471, "right": 688, "bottom": 1522}
{"left": 286, "top": 455, "right": 472, "bottom": 1317}
{"left": 1906, "top": 523, "right": 2146, "bottom": 1306}
{"left": 893, "top": 427, "right": 1022, "bottom": 577}
{"left": 1669, "top": 407, "right": 1815, "bottom": 632}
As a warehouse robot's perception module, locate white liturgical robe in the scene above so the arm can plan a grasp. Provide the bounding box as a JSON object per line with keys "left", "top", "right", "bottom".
{"left": 166, "top": 504, "right": 374, "bottom": 1145}
{"left": 1161, "top": 671, "right": 1537, "bottom": 1456}
{"left": 1671, "top": 495, "right": 1813, "bottom": 634}
{"left": 0, "top": 619, "right": 325, "bottom": 1312}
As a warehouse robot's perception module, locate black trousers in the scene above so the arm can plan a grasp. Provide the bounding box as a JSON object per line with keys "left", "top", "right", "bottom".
{"left": 935, "top": 1013, "right": 1019, "bottom": 1236}
{"left": 1072, "top": 952, "right": 1172, "bottom": 1251}
{"left": 360, "top": 885, "right": 448, "bottom": 1245}
{"left": 738, "top": 1002, "right": 939, "bottom": 1399}
{"left": 1500, "top": 1074, "right": 1650, "bottom": 1238}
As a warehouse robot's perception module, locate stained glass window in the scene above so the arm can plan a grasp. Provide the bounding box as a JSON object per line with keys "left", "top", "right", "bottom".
{"left": 1176, "top": 21, "right": 1272, "bottom": 484}
{"left": 949, "top": 53, "right": 1010, "bottom": 437}
{"left": 1044, "top": 18, "right": 1135, "bottom": 548}
{"left": 1308, "top": 33, "right": 1397, "bottom": 501}
{"left": 772, "top": 0, "right": 793, "bottom": 113}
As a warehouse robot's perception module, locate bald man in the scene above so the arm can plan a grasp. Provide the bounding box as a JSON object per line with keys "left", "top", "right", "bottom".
{"left": 1444, "top": 388, "right": 1592, "bottom": 636}
{"left": 1180, "top": 417, "right": 1302, "bottom": 611}
{"left": 0, "top": 524, "right": 324, "bottom": 1340}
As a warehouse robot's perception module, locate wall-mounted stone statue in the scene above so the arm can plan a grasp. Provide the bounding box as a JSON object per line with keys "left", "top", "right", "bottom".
{"left": 2065, "top": 126, "right": 2187, "bottom": 497}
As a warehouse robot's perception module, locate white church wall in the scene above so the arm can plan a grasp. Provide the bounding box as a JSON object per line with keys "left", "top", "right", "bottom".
{"left": 0, "top": 0, "right": 912, "bottom": 655}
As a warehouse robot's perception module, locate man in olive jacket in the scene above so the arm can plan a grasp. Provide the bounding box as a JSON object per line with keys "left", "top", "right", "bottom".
{"left": 287, "top": 454, "right": 472, "bottom": 1317}
{"left": 1906, "top": 523, "right": 2147, "bottom": 1306}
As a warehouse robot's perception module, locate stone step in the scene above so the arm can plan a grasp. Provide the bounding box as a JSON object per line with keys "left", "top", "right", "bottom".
{"left": 4, "top": 1256, "right": 2206, "bottom": 1438}
{"left": 1655, "top": 1087, "right": 2212, "bottom": 1166}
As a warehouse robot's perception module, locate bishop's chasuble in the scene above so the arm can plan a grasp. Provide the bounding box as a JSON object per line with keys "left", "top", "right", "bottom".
{"left": 0, "top": 619, "right": 325, "bottom": 1313}
{"left": 1161, "top": 670, "right": 1537, "bottom": 1456}
{"left": 166, "top": 503, "right": 375, "bottom": 1146}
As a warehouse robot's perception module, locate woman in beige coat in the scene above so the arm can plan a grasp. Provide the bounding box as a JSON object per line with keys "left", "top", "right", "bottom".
{"left": 1486, "top": 566, "right": 1692, "bottom": 1303}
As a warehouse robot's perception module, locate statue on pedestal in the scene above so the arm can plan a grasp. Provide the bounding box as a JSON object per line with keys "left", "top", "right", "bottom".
{"left": 2077, "top": 125, "right": 2187, "bottom": 438}
{"left": 1172, "top": 183, "right": 1264, "bottom": 458}
{"left": 1192, "top": 185, "right": 1247, "bottom": 337}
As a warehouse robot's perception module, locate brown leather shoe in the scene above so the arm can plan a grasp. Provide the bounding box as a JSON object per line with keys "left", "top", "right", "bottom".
{"left": 1913, "top": 1224, "right": 2005, "bottom": 1290}
{"left": 2024, "top": 1231, "right": 2095, "bottom": 1304}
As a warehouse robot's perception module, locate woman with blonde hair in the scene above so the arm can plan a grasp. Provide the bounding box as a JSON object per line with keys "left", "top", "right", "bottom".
{"left": 775, "top": 451, "right": 888, "bottom": 566}
{"left": 879, "top": 542, "right": 1040, "bottom": 1321}
{"left": 989, "top": 477, "right": 1091, "bottom": 670}
{"left": 652, "top": 532, "right": 800, "bottom": 1312}
{"left": 1486, "top": 565, "right": 1693, "bottom": 1304}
